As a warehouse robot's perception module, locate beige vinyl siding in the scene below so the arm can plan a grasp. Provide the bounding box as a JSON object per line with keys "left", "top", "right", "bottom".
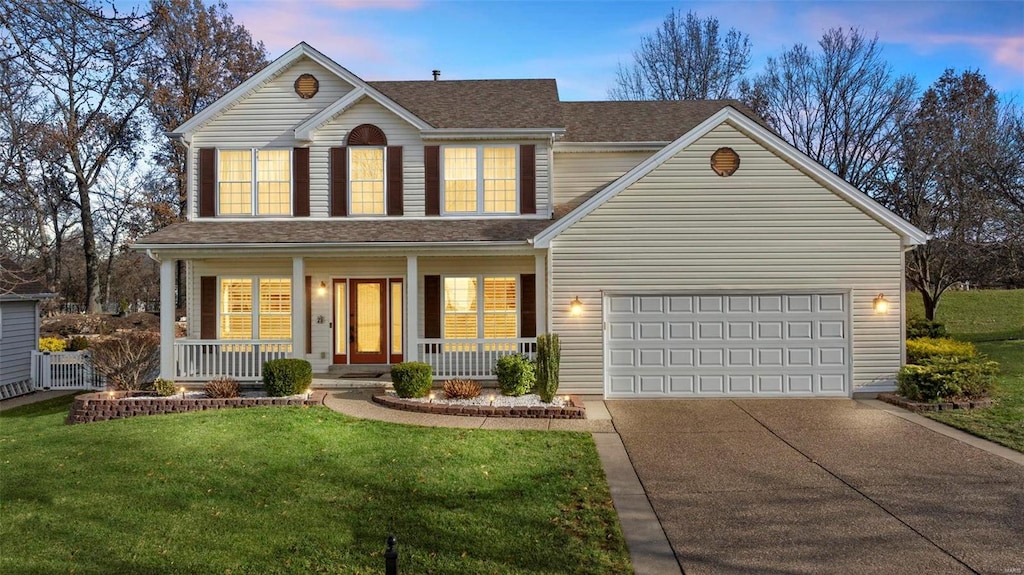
{"left": 188, "top": 57, "right": 354, "bottom": 219}
{"left": 533, "top": 142, "right": 550, "bottom": 216}
{"left": 549, "top": 121, "right": 904, "bottom": 394}
{"left": 552, "top": 151, "right": 652, "bottom": 209}
{"left": 0, "top": 301, "right": 38, "bottom": 386}
{"left": 312, "top": 99, "right": 425, "bottom": 216}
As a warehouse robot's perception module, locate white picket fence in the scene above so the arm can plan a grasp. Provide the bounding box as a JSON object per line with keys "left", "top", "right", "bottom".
{"left": 173, "top": 339, "right": 293, "bottom": 381}
{"left": 418, "top": 338, "right": 537, "bottom": 379}
{"left": 30, "top": 351, "right": 104, "bottom": 390}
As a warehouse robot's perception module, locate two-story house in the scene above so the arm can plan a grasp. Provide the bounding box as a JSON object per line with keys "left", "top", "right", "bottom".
{"left": 134, "top": 42, "right": 927, "bottom": 398}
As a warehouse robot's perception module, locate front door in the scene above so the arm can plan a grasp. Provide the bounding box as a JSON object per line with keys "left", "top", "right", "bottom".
{"left": 349, "top": 279, "right": 388, "bottom": 364}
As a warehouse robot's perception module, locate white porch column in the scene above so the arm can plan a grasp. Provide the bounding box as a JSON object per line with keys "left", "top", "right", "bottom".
{"left": 535, "top": 251, "right": 547, "bottom": 335}
{"left": 291, "top": 257, "right": 306, "bottom": 359}
{"left": 405, "top": 255, "right": 419, "bottom": 361}
{"left": 159, "top": 258, "right": 176, "bottom": 380}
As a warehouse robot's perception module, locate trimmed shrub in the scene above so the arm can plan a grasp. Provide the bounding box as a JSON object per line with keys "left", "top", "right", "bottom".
{"left": 153, "top": 378, "right": 176, "bottom": 397}
{"left": 38, "top": 337, "right": 66, "bottom": 352}
{"left": 205, "top": 377, "right": 241, "bottom": 398}
{"left": 906, "top": 337, "right": 977, "bottom": 364}
{"left": 494, "top": 354, "right": 536, "bottom": 397}
{"left": 262, "top": 359, "right": 312, "bottom": 397}
{"left": 897, "top": 356, "right": 998, "bottom": 402}
{"left": 391, "top": 362, "right": 433, "bottom": 398}
{"left": 443, "top": 378, "right": 481, "bottom": 399}
{"left": 907, "top": 317, "right": 947, "bottom": 339}
{"left": 91, "top": 331, "right": 160, "bottom": 391}
{"left": 535, "top": 333, "right": 561, "bottom": 403}
{"left": 67, "top": 336, "right": 90, "bottom": 351}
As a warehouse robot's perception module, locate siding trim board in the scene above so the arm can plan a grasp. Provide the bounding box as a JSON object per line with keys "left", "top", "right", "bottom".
{"left": 534, "top": 107, "right": 928, "bottom": 247}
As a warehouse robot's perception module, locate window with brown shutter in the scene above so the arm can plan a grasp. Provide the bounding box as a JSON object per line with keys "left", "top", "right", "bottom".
{"left": 330, "top": 147, "right": 347, "bottom": 216}
{"left": 387, "top": 146, "right": 403, "bottom": 216}
{"left": 200, "top": 276, "right": 217, "bottom": 339}
{"left": 293, "top": 148, "right": 310, "bottom": 216}
{"left": 199, "top": 148, "right": 215, "bottom": 217}
{"left": 424, "top": 145, "right": 440, "bottom": 216}
{"left": 424, "top": 275, "right": 441, "bottom": 338}
{"left": 520, "top": 273, "right": 537, "bottom": 338}
{"left": 520, "top": 144, "right": 536, "bottom": 215}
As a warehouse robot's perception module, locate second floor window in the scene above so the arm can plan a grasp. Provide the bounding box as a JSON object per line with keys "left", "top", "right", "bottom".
{"left": 218, "top": 149, "right": 291, "bottom": 216}
{"left": 349, "top": 147, "right": 385, "bottom": 215}
{"left": 443, "top": 146, "right": 517, "bottom": 214}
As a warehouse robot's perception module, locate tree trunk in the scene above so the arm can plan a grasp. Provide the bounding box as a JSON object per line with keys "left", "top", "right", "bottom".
{"left": 78, "top": 180, "right": 102, "bottom": 313}
{"left": 920, "top": 289, "right": 937, "bottom": 321}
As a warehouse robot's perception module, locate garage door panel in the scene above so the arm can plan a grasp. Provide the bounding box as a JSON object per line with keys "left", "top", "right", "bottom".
{"left": 606, "top": 292, "right": 849, "bottom": 398}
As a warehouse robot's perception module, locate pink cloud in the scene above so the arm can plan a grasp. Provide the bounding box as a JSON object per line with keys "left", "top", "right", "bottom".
{"left": 922, "top": 35, "right": 1024, "bottom": 74}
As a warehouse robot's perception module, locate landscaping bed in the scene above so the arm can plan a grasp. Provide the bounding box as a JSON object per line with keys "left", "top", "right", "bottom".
{"left": 67, "top": 389, "right": 326, "bottom": 425}
{"left": 374, "top": 391, "right": 586, "bottom": 419}
{"left": 877, "top": 392, "right": 992, "bottom": 412}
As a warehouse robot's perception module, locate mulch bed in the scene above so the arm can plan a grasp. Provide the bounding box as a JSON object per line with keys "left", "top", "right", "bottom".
{"left": 877, "top": 392, "right": 993, "bottom": 412}
{"left": 373, "top": 393, "right": 587, "bottom": 419}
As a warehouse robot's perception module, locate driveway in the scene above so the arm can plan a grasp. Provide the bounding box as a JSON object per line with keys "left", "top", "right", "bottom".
{"left": 607, "top": 399, "right": 1024, "bottom": 575}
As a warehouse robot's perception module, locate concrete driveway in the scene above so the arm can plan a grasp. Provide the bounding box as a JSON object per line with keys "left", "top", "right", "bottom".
{"left": 607, "top": 399, "right": 1024, "bottom": 575}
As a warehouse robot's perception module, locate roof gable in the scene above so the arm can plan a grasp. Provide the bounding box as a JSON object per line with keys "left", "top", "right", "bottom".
{"left": 171, "top": 42, "right": 429, "bottom": 138}
{"left": 534, "top": 106, "right": 928, "bottom": 247}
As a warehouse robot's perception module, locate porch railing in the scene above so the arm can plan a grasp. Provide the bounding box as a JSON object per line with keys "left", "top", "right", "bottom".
{"left": 30, "top": 351, "right": 104, "bottom": 390}
{"left": 418, "top": 338, "right": 537, "bottom": 379}
{"left": 173, "top": 340, "right": 293, "bottom": 381}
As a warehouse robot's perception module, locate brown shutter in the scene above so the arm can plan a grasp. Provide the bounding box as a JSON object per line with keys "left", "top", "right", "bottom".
{"left": 387, "top": 145, "right": 403, "bottom": 216}
{"left": 199, "top": 148, "right": 216, "bottom": 217}
{"left": 305, "top": 276, "right": 312, "bottom": 354}
{"left": 293, "top": 147, "right": 310, "bottom": 217}
{"left": 200, "top": 276, "right": 217, "bottom": 339}
{"left": 330, "top": 147, "right": 347, "bottom": 216}
{"left": 520, "top": 274, "right": 537, "bottom": 338}
{"left": 424, "top": 145, "right": 440, "bottom": 216}
{"left": 424, "top": 275, "right": 441, "bottom": 338}
{"left": 520, "top": 144, "right": 536, "bottom": 215}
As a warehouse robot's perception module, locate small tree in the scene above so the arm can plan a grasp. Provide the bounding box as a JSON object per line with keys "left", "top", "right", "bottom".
{"left": 90, "top": 331, "right": 160, "bottom": 390}
{"left": 535, "top": 334, "right": 561, "bottom": 403}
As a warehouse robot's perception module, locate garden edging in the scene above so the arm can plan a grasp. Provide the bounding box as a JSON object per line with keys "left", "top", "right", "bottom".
{"left": 373, "top": 393, "right": 587, "bottom": 419}
{"left": 67, "top": 390, "right": 327, "bottom": 425}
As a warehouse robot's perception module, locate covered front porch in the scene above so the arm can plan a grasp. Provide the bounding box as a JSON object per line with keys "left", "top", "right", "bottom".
{"left": 156, "top": 249, "right": 547, "bottom": 382}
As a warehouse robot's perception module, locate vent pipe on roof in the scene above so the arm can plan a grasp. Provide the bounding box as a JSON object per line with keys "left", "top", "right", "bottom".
{"left": 432, "top": 69, "right": 440, "bottom": 81}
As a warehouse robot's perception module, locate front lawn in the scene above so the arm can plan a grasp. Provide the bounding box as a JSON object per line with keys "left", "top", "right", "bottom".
{"left": 906, "top": 289, "right": 1024, "bottom": 452}
{"left": 0, "top": 397, "right": 632, "bottom": 574}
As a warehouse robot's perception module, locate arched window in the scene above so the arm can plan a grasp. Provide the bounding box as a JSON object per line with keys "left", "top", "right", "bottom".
{"left": 347, "top": 124, "right": 387, "bottom": 215}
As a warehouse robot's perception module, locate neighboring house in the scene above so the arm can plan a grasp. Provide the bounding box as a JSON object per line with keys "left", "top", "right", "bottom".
{"left": 133, "top": 42, "right": 927, "bottom": 398}
{"left": 0, "top": 262, "right": 55, "bottom": 399}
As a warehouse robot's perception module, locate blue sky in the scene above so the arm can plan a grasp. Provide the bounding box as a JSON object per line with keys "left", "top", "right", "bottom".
{"left": 223, "top": 0, "right": 1024, "bottom": 101}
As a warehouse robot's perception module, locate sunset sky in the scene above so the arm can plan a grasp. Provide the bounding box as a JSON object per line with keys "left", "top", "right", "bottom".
{"left": 218, "top": 0, "right": 1024, "bottom": 101}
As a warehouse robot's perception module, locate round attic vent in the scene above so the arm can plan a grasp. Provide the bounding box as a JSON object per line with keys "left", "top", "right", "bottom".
{"left": 711, "top": 147, "right": 740, "bottom": 177}
{"left": 294, "top": 74, "right": 319, "bottom": 99}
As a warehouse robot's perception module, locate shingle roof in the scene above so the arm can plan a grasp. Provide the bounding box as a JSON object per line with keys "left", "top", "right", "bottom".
{"left": 133, "top": 218, "right": 557, "bottom": 247}
{"left": 368, "top": 79, "right": 562, "bottom": 129}
{"left": 559, "top": 99, "right": 769, "bottom": 142}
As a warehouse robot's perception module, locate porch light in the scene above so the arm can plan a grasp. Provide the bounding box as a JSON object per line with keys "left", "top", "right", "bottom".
{"left": 873, "top": 293, "right": 890, "bottom": 315}
{"left": 318, "top": 281, "right": 327, "bottom": 296}
{"left": 569, "top": 296, "right": 584, "bottom": 317}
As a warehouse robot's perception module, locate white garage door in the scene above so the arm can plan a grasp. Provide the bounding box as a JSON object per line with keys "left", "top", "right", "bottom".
{"left": 605, "top": 293, "right": 849, "bottom": 398}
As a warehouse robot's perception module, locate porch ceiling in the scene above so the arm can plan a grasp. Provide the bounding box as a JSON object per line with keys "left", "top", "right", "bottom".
{"left": 133, "top": 218, "right": 555, "bottom": 250}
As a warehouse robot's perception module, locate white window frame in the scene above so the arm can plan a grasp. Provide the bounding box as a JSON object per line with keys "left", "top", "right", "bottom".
{"left": 215, "top": 148, "right": 293, "bottom": 217}
{"left": 218, "top": 276, "right": 292, "bottom": 340}
{"left": 441, "top": 275, "right": 518, "bottom": 341}
{"left": 440, "top": 145, "right": 518, "bottom": 216}
{"left": 347, "top": 146, "right": 388, "bottom": 216}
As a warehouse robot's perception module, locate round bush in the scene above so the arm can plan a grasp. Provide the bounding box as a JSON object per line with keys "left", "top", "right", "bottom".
{"left": 494, "top": 354, "right": 536, "bottom": 397}
{"left": 262, "top": 359, "right": 313, "bottom": 396}
{"left": 390, "top": 362, "right": 433, "bottom": 398}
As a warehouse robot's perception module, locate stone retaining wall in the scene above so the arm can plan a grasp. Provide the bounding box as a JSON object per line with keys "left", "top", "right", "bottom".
{"left": 373, "top": 393, "right": 586, "bottom": 419}
{"left": 67, "top": 390, "right": 327, "bottom": 425}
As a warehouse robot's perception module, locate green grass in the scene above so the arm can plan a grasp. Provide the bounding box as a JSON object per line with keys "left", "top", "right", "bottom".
{"left": 906, "top": 289, "right": 1024, "bottom": 452}
{"left": 906, "top": 288, "right": 1024, "bottom": 341}
{"left": 0, "top": 397, "right": 632, "bottom": 575}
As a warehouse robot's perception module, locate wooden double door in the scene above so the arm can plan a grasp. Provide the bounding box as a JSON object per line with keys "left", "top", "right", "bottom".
{"left": 333, "top": 278, "right": 403, "bottom": 365}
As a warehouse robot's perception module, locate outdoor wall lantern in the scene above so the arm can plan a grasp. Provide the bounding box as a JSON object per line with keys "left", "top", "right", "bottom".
{"left": 569, "top": 296, "right": 584, "bottom": 317}
{"left": 318, "top": 281, "right": 327, "bottom": 296}
{"left": 873, "top": 293, "right": 890, "bottom": 315}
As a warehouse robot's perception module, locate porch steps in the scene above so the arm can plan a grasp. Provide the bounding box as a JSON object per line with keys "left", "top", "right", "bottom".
{"left": 312, "top": 376, "right": 389, "bottom": 389}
